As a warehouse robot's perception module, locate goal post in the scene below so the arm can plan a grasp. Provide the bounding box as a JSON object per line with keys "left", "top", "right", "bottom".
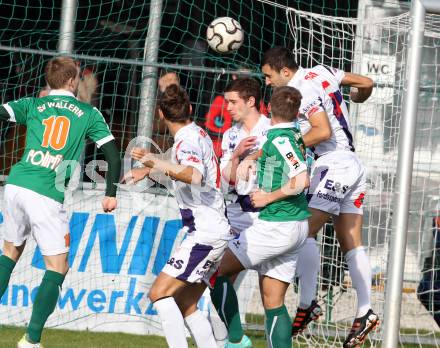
{"left": 58, "top": 0, "right": 76, "bottom": 54}
{"left": 137, "top": 0, "right": 163, "bottom": 147}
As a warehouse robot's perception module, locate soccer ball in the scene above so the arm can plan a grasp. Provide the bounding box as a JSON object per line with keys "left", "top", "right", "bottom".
{"left": 206, "top": 17, "right": 244, "bottom": 53}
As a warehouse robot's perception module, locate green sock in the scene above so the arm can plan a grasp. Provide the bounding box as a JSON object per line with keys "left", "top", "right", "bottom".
{"left": 0, "top": 255, "right": 16, "bottom": 299}
{"left": 210, "top": 276, "right": 244, "bottom": 343}
{"left": 27, "top": 270, "right": 65, "bottom": 343}
{"left": 265, "top": 305, "right": 292, "bottom": 348}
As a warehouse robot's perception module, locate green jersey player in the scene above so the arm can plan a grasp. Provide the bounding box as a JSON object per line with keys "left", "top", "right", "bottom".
{"left": 256, "top": 125, "right": 310, "bottom": 222}
{"left": 0, "top": 57, "right": 121, "bottom": 348}
{"left": 210, "top": 86, "right": 311, "bottom": 348}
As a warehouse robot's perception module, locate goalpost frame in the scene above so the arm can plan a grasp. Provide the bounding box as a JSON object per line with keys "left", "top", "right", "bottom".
{"left": 382, "top": 1, "right": 440, "bottom": 347}
{"left": 137, "top": 0, "right": 163, "bottom": 147}
{"left": 58, "top": 0, "right": 76, "bottom": 54}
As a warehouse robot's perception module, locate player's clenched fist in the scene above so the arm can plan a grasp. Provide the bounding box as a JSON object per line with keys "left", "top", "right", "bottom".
{"left": 250, "top": 189, "right": 269, "bottom": 208}
{"left": 233, "top": 136, "right": 257, "bottom": 160}
{"left": 102, "top": 196, "right": 117, "bottom": 212}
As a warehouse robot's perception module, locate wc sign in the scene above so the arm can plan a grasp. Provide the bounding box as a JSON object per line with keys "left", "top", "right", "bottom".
{"left": 361, "top": 53, "right": 396, "bottom": 83}
{"left": 361, "top": 53, "right": 396, "bottom": 104}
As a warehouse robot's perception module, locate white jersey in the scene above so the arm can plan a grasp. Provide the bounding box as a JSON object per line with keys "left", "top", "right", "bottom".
{"left": 221, "top": 115, "right": 271, "bottom": 163}
{"left": 220, "top": 115, "right": 271, "bottom": 231}
{"left": 288, "top": 65, "right": 354, "bottom": 156}
{"left": 171, "top": 122, "right": 231, "bottom": 241}
{"left": 220, "top": 114, "right": 270, "bottom": 192}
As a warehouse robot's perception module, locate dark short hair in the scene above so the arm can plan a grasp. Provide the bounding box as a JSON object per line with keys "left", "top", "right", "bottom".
{"left": 159, "top": 84, "right": 191, "bottom": 122}
{"left": 225, "top": 77, "right": 261, "bottom": 111}
{"left": 45, "top": 57, "right": 79, "bottom": 89}
{"left": 262, "top": 47, "right": 299, "bottom": 72}
{"left": 270, "top": 86, "right": 302, "bottom": 121}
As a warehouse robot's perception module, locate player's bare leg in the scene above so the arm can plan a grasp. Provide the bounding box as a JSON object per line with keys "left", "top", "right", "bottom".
{"left": 260, "top": 275, "right": 289, "bottom": 309}
{"left": 175, "top": 282, "right": 218, "bottom": 348}
{"left": 43, "top": 253, "right": 69, "bottom": 274}
{"left": 149, "top": 272, "right": 187, "bottom": 301}
{"left": 334, "top": 213, "right": 379, "bottom": 347}
{"left": 308, "top": 208, "right": 332, "bottom": 239}
{"left": 2, "top": 240, "right": 26, "bottom": 262}
{"left": 260, "top": 275, "right": 291, "bottom": 347}
{"left": 174, "top": 282, "right": 206, "bottom": 316}
{"left": 292, "top": 208, "right": 328, "bottom": 336}
{"left": 333, "top": 213, "right": 363, "bottom": 253}
{"left": 217, "top": 248, "right": 246, "bottom": 278}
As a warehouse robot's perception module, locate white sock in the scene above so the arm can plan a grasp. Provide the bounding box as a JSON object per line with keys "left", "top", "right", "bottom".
{"left": 208, "top": 305, "right": 228, "bottom": 344}
{"left": 345, "top": 246, "right": 371, "bottom": 317}
{"left": 185, "top": 309, "right": 218, "bottom": 348}
{"left": 154, "top": 297, "right": 188, "bottom": 348}
{"left": 296, "top": 238, "right": 320, "bottom": 308}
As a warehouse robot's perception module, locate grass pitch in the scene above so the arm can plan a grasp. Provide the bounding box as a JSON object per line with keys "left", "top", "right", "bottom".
{"left": 1, "top": 326, "right": 436, "bottom": 347}
{"left": 0, "top": 326, "right": 271, "bottom": 348}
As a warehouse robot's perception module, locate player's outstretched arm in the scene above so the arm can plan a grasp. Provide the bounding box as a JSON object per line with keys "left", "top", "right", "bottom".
{"left": 250, "top": 171, "right": 309, "bottom": 208}
{"left": 121, "top": 166, "right": 173, "bottom": 188}
{"left": 100, "top": 140, "right": 121, "bottom": 212}
{"left": 131, "top": 147, "right": 203, "bottom": 185}
{"left": 341, "top": 72, "right": 374, "bottom": 103}
{"left": 121, "top": 167, "right": 151, "bottom": 185}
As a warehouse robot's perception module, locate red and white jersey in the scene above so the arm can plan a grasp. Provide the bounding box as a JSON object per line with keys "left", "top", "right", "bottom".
{"left": 288, "top": 65, "right": 354, "bottom": 156}
{"left": 172, "top": 122, "right": 231, "bottom": 241}
{"left": 219, "top": 115, "right": 271, "bottom": 230}
{"left": 220, "top": 115, "right": 271, "bottom": 190}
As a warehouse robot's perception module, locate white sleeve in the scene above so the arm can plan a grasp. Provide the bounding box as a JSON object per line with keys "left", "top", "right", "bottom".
{"left": 298, "top": 85, "right": 326, "bottom": 119}
{"left": 2, "top": 104, "right": 16, "bottom": 122}
{"left": 175, "top": 140, "right": 205, "bottom": 176}
{"left": 331, "top": 67, "right": 345, "bottom": 85}
{"left": 219, "top": 129, "right": 233, "bottom": 173}
{"left": 317, "top": 65, "right": 345, "bottom": 85}
{"left": 271, "top": 136, "right": 307, "bottom": 178}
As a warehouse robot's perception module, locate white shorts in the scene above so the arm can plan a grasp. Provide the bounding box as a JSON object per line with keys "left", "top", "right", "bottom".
{"left": 3, "top": 184, "right": 70, "bottom": 256}
{"left": 162, "top": 232, "right": 228, "bottom": 284}
{"left": 226, "top": 202, "right": 259, "bottom": 234}
{"left": 308, "top": 151, "right": 366, "bottom": 215}
{"left": 229, "top": 219, "right": 308, "bottom": 283}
